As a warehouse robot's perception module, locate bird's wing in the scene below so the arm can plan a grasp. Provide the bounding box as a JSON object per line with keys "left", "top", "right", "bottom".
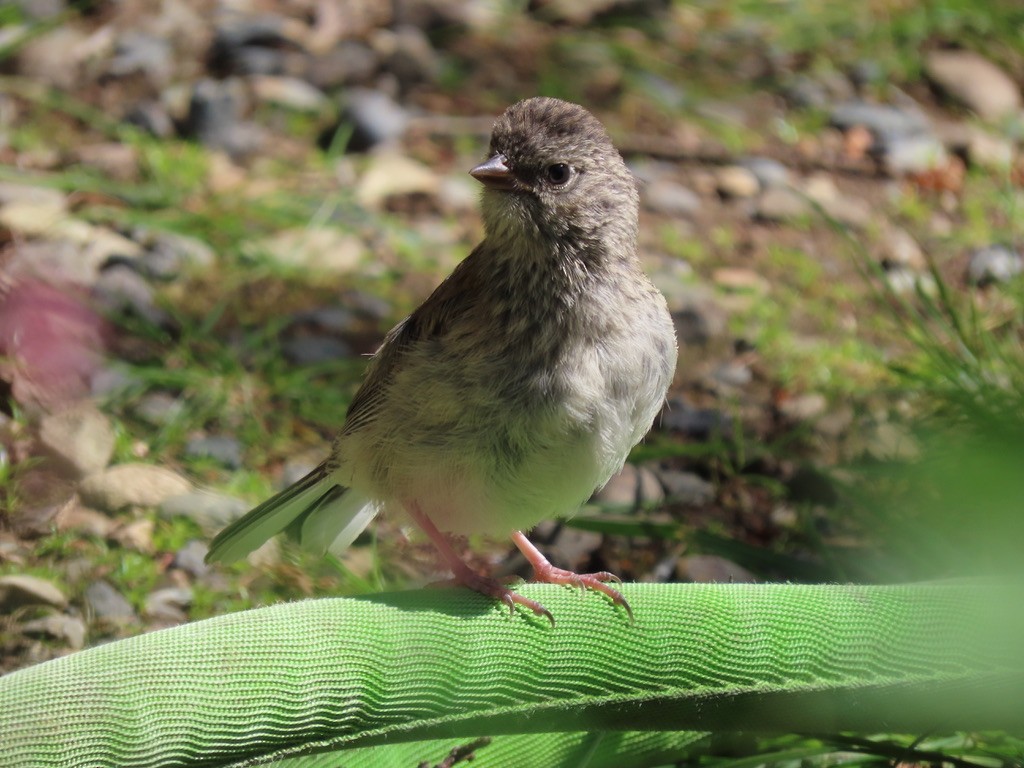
{"left": 341, "top": 246, "right": 483, "bottom": 436}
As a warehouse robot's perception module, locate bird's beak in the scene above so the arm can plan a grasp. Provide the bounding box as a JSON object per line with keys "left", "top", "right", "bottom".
{"left": 470, "top": 154, "right": 516, "bottom": 190}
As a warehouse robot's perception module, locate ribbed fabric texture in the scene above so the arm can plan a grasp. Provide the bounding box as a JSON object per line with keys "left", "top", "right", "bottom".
{"left": 3, "top": 583, "right": 1022, "bottom": 767}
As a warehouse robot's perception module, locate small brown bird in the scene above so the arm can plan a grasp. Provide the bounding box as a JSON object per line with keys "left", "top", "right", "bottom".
{"left": 206, "top": 97, "right": 678, "bottom": 621}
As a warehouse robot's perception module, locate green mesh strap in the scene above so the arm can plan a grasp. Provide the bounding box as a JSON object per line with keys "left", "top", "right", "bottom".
{"left": 3, "top": 583, "right": 1022, "bottom": 767}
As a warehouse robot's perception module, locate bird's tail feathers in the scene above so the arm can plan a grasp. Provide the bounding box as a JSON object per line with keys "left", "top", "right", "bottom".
{"left": 205, "top": 466, "right": 376, "bottom": 564}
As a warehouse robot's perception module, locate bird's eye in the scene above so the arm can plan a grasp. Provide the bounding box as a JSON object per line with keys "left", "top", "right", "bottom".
{"left": 545, "top": 163, "right": 572, "bottom": 185}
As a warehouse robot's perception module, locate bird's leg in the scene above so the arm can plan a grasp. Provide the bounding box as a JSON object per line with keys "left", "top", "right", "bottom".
{"left": 511, "top": 530, "right": 633, "bottom": 621}
{"left": 405, "top": 502, "right": 554, "bottom": 624}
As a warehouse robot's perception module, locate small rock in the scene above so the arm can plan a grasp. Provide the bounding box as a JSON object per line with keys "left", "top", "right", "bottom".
{"left": 84, "top": 580, "right": 137, "bottom": 627}
{"left": 925, "top": 49, "right": 1021, "bottom": 121}
{"left": 183, "top": 78, "right": 263, "bottom": 158}
{"left": 678, "top": 555, "right": 756, "bottom": 583}
{"left": 55, "top": 503, "right": 116, "bottom": 537}
{"left": 184, "top": 435, "right": 244, "bottom": 469}
{"left": 21, "top": 614, "right": 87, "bottom": 649}
{"left": 110, "top": 518, "right": 154, "bottom": 553}
{"left": 740, "top": 157, "right": 791, "bottom": 189}
{"left": 0, "top": 195, "right": 67, "bottom": 236}
{"left": 79, "top": 464, "right": 192, "bottom": 511}
{"left": 173, "top": 540, "right": 210, "bottom": 579}
{"left": 250, "top": 76, "right": 329, "bottom": 112}
{"left": 124, "top": 101, "right": 175, "bottom": 138}
{"left": 782, "top": 74, "right": 829, "bottom": 109}
{"left": 661, "top": 402, "right": 733, "bottom": 442}
{"left": 592, "top": 463, "right": 640, "bottom": 507}
{"left": 637, "top": 466, "right": 665, "bottom": 505}
{"left": 376, "top": 25, "right": 441, "bottom": 90}
{"left": 882, "top": 134, "right": 949, "bottom": 175}
{"left": 133, "top": 392, "right": 184, "bottom": 426}
{"left": 248, "top": 227, "right": 365, "bottom": 274}
{"left": 643, "top": 179, "right": 701, "bottom": 216}
{"left": 716, "top": 166, "right": 760, "bottom": 198}
{"left": 16, "top": 26, "right": 92, "bottom": 90}
{"left": 657, "top": 470, "right": 715, "bottom": 506}
{"left": 37, "top": 401, "right": 115, "bottom": 477}
{"left": 280, "top": 451, "right": 329, "bottom": 488}
{"left": 712, "top": 361, "right": 752, "bottom": 388}
{"left": 281, "top": 335, "right": 352, "bottom": 365}
{"left": 106, "top": 31, "right": 173, "bottom": 87}
{"left": 158, "top": 490, "right": 248, "bottom": 532}
{"left": 334, "top": 89, "right": 410, "bottom": 152}
{"left": 0, "top": 574, "right": 68, "bottom": 610}
{"left": 880, "top": 227, "right": 925, "bottom": 270}
{"left": 752, "top": 186, "right": 810, "bottom": 222}
{"left": 777, "top": 392, "right": 828, "bottom": 422}
{"left": 144, "top": 587, "right": 192, "bottom": 623}
{"left": 830, "top": 100, "right": 931, "bottom": 147}
{"left": 93, "top": 265, "right": 173, "bottom": 329}
{"left": 885, "top": 264, "right": 937, "bottom": 296}
{"left": 308, "top": 40, "right": 378, "bottom": 90}
{"left": 132, "top": 229, "right": 217, "bottom": 280}
{"left": 355, "top": 152, "right": 438, "bottom": 210}
{"left": 966, "top": 244, "right": 1023, "bottom": 286}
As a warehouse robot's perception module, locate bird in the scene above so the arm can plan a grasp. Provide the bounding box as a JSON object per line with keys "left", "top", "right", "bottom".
{"left": 206, "top": 97, "right": 678, "bottom": 622}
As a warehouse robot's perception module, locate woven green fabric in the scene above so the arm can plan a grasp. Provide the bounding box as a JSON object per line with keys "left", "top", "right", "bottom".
{"left": 3, "top": 583, "right": 1022, "bottom": 767}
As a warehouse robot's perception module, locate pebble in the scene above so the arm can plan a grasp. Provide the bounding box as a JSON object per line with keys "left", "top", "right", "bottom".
{"left": 752, "top": 186, "right": 810, "bottom": 222}
{"left": 184, "top": 435, "right": 244, "bottom": 469}
{"left": 885, "top": 264, "right": 937, "bottom": 296}
{"left": 925, "top": 49, "right": 1021, "bottom": 121}
{"left": 124, "top": 101, "right": 175, "bottom": 138}
{"left": 777, "top": 392, "right": 828, "bottom": 422}
{"left": 248, "top": 227, "right": 364, "bottom": 274}
{"left": 158, "top": 490, "right": 248, "bottom": 532}
{"left": 173, "top": 540, "right": 210, "bottom": 579}
{"left": 144, "top": 587, "right": 192, "bottom": 623}
{"left": 716, "top": 166, "right": 760, "bottom": 198}
{"left": 133, "top": 392, "right": 185, "bottom": 426}
{"left": 84, "top": 580, "right": 137, "bottom": 627}
{"left": 37, "top": 400, "right": 116, "bottom": 478}
{"left": 106, "top": 31, "right": 173, "bottom": 87}
{"left": 183, "top": 78, "right": 264, "bottom": 158}
{"left": 678, "top": 554, "right": 756, "bottom": 583}
{"left": 740, "top": 156, "right": 791, "bottom": 189}
{"left": 93, "top": 264, "right": 174, "bottom": 329}
{"left": 281, "top": 335, "right": 353, "bottom": 365}
{"left": 250, "top": 75, "right": 329, "bottom": 112}
{"left": 0, "top": 574, "right": 68, "bottom": 610}
{"left": 356, "top": 152, "right": 439, "bottom": 210}
{"left": 882, "top": 134, "right": 949, "bottom": 175}
{"left": 336, "top": 89, "right": 410, "bottom": 152}
{"left": 661, "top": 402, "right": 734, "bottom": 442}
{"left": 79, "top": 463, "right": 192, "bottom": 511}
{"left": 110, "top": 518, "right": 155, "bottom": 553}
{"left": 377, "top": 25, "right": 441, "bottom": 90}
{"left": 657, "top": 469, "right": 715, "bottom": 506}
{"left": 829, "top": 100, "right": 931, "bottom": 147}
{"left": 56, "top": 503, "right": 116, "bottom": 537}
{"left": 21, "top": 614, "right": 87, "bottom": 649}
{"left": 308, "top": 40, "right": 378, "bottom": 90}
{"left": 592, "top": 463, "right": 641, "bottom": 507}
{"left": 643, "top": 179, "right": 701, "bottom": 216}
{"left": 880, "top": 226, "right": 926, "bottom": 270}
{"left": 132, "top": 228, "right": 217, "bottom": 280}
{"left": 966, "top": 244, "right": 1023, "bottom": 286}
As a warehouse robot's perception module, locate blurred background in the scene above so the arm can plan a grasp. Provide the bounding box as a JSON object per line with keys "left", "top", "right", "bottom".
{"left": 1, "top": 0, "right": 1023, "bottom": 709}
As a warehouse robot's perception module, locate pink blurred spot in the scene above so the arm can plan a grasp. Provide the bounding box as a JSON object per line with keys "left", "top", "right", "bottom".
{"left": 0, "top": 279, "right": 107, "bottom": 409}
